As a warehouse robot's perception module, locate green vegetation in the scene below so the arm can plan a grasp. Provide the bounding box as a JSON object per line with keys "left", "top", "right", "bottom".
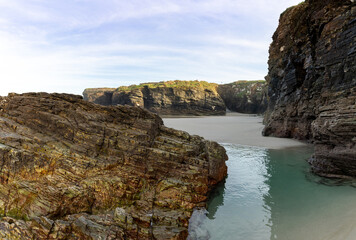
{"left": 84, "top": 88, "right": 116, "bottom": 92}
{"left": 219, "top": 80, "right": 265, "bottom": 99}
{"left": 117, "top": 80, "right": 218, "bottom": 92}
{"left": 0, "top": 207, "right": 30, "bottom": 221}
{"left": 231, "top": 80, "right": 265, "bottom": 86}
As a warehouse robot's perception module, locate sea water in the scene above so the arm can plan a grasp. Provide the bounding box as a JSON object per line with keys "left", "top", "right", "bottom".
{"left": 188, "top": 144, "right": 356, "bottom": 240}
{"left": 163, "top": 115, "right": 356, "bottom": 240}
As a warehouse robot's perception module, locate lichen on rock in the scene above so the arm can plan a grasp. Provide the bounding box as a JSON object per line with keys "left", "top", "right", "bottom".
{"left": 0, "top": 92, "right": 228, "bottom": 239}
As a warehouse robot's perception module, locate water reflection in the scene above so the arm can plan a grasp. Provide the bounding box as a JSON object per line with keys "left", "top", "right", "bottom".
{"left": 263, "top": 147, "right": 314, "bottom": 240}
{"left": 207, "top": 179, "right": 226, "bottom": 219}
{"left": 188, "top": 144, "right": 356, "bottom": 240}
{"left": 189, "top": 144, "right": 271, "bottom": 240}
{"left": 264, "top": 147, "right": 356, "bottom": 240}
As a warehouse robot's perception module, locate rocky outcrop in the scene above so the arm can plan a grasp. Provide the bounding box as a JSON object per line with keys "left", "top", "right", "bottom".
{"left": 263, "top": 0, "right": 356, "bottom": 177}
{"left": 84, "top": 81, "right": 226, "bottom": 116}
{"left": 217, "top": 81, "right": 267, "bottom": 114}
{"left": 82, "top": 88, "right": 116, "bottom": 106}
{"left": 83, "top": 80, "right": 269, "bottom": 115}
{"left": 0, "top": 92, "right": 227, "bottom": 239}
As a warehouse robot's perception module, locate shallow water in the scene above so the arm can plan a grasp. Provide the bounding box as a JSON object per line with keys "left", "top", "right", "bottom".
{"left": 188, "top": 144, "right": 356, "bottom": 240}
{"left": 163, "top": 115, "right": 356, "bottom": 240}
{"left": 163, "top": 114, "right": 306, "bottom": 149}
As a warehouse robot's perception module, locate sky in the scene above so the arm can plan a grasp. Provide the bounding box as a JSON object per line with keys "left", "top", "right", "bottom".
{"left": 0, "top": 0, "right": 302, "bottom": 96}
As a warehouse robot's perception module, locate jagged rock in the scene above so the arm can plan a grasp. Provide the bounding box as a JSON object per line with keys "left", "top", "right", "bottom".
{"left": 263, "top": 0, "right": 356, "bottom": 177}
{"left": 0, "top": 92, "right": 227, "bottom": 239}
{"left": 84, "top": 81, "right": 226, "bottom": 116}
{"left": 217, "top": 80, "right": 267, "bottom": 114}
{"left": 83, "top": 80, "right": 269, "bottom": 115}
{"left": 82, "top": 88, "right": 116, "bottom": 106}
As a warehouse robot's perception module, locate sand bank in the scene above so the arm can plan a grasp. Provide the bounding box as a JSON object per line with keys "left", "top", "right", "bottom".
{"left": 163, "top": 113, "right": 308, "bottom": 149}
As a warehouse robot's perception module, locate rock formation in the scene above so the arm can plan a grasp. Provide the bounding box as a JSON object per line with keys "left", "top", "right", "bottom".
{"left": 217, "top": 81, "right": 267, "bottom": 114}
{"left": 263, "top": 0, "right": 356, "bottom": 177}
{"left": 0, "top": 93, "right": 227, "bottom": 239}
{"left": 83, "top": 80, "right": 268, "bottom": 115}
{"left": 83, "top": 81, "right": 226, "bottom": 116}
{"left": 82, "top": 88, "right": 116, "bottom": 106}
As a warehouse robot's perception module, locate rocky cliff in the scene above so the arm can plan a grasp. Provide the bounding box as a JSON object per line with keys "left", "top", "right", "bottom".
{"left": 217, "top": 81, "right": 267, "bottom": 114}
{"left": 263, "top": 0, "right": 356, "bottom": 177}
{"left": 83, "top": 80, "right": 268, "bottom": 115}
{"left": 84, "top": 81, "right": 226, "bottom": 116}
{"left": 82, "top": 88, "right": 116, "bottom": 106}
{"left": 0, "top": 92, "right": 227, "bottom": 239}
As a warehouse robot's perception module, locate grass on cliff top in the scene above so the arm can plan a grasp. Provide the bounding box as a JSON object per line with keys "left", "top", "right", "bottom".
{"left": 84, "top": 88, "right": 116, "bottom": 92}
{"left": 117, "top": 80, "right": 218, "bottom": 92}
{"left": 227, "top": 80, "right": 265, "bottom": 86}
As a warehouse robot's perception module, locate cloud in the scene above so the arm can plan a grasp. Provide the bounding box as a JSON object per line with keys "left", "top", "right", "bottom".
{"left": 0, "top": 0, "right": 303, "bottom": 96}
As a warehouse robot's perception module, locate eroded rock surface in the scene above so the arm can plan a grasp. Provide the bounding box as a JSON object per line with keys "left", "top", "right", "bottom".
{"left": 82, "top": 88, "right": 116, "bottom": 106}
{"left": 84, "top": 80, "right": 269, "bottom": 116}
{"left": 84, "top": 81, "right": 226, "bottom": 116}
{"left": 263, "top": 0, "right": 356, "bottom": 177}
{"left": 217, "top": 81, "right": 267, "bottom": 114}
{"left": 0, "top": 93, "right": 227, "bottom": 239}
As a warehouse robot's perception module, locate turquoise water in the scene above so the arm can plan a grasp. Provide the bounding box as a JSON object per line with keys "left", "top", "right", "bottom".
{"left": 188, "top": 144, "right": 356, "bottom": 240}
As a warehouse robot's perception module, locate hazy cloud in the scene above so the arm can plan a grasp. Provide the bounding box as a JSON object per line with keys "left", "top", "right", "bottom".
{"left": 0, "top": 0, "right": 302, "bottom": 95}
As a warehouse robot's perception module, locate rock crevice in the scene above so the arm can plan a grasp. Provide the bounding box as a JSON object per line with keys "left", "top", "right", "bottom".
{"left": 263, "top": 0, "right": 356, "bottom": 177}
{"left": 83, "top": 80, "right": 268, "bottom": 115}
{"left": 0, "top": 92, "right": 227, "bottom": 239}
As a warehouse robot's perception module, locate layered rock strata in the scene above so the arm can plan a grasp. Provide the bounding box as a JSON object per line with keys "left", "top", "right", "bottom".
{"left": 263, "top": 0, "right": 356, "bottom": 177}
{"left": 82, "top": 88, "right": 116, "bottom": 106}
{"left": 0, "top": 92, "right": 227, "bottom": 239}
{"left": 217, "top": 81, "right": 267, "bottom": 114}
{"left": 83, "top": 80, "right": 268, "bottom": 115}
{"left": 83, "top": 81, "right": 226, "bottom": 116}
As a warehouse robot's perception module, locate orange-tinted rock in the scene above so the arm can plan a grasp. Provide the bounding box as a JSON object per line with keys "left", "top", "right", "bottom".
{"left": 0, "top": 92, "right": 227, "bottom": 239}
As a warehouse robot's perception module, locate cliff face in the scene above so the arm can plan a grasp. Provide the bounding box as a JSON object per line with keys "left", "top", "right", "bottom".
{"left": 263, "top": 0, "right": 356, "bottom": 177}
{"left": 0, "top": 93, "right": 227, "bottom": 239}
{"left": 84, "top": 81, "right": 226, "bottom": 116}
{"left": 84, "top": 80, "right": 268, "bottom": 115}
{"left": 217, "top": 81, "right": 267, "bottom": 114}
{"left": 82, "top": 88, "right": 116, "bottom": 106}
{"left": 114, "top": 84, "right": 226, "bottom": 116}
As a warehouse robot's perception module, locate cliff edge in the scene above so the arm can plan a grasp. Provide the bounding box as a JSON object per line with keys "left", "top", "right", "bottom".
{"left": 83, "top": 80, "right": 267, "bottom": 115}
{"left": 84, "top": 81, "right": 226, "bottom": 116}
{"left": 263, "top": 0, "right": 356, "bottom": 177}
{"left": 217, "top": 80, "right": 267, "bottom": 114}
{"left": 0, "top": 93, "right": 227, "bottom": 239}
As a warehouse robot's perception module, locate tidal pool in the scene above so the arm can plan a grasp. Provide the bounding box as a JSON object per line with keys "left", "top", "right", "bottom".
{"left": 188, "top": 144, "right": 356, "bottom": 240}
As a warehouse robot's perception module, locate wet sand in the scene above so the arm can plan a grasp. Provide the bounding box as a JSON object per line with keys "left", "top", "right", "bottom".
{"left": 163, "top": 113, "right": 308, "bottom": 149}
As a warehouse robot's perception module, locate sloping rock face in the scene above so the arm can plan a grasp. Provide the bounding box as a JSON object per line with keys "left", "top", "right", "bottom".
{"left": 217, "top": 81, "right": 267, "bottom": 114}
{"left": 0, "top": 93, "right": 227, "bottom": 239}
{"left": 263, "top": 0, "right": 356, "bottom": 177}
{"left": 84, "top": 81, "right": 226, "bottom": 116}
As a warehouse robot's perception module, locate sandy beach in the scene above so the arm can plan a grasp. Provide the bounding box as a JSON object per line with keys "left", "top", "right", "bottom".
{"left": 163, "top": 113, "right": 308, "bottom": 149}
